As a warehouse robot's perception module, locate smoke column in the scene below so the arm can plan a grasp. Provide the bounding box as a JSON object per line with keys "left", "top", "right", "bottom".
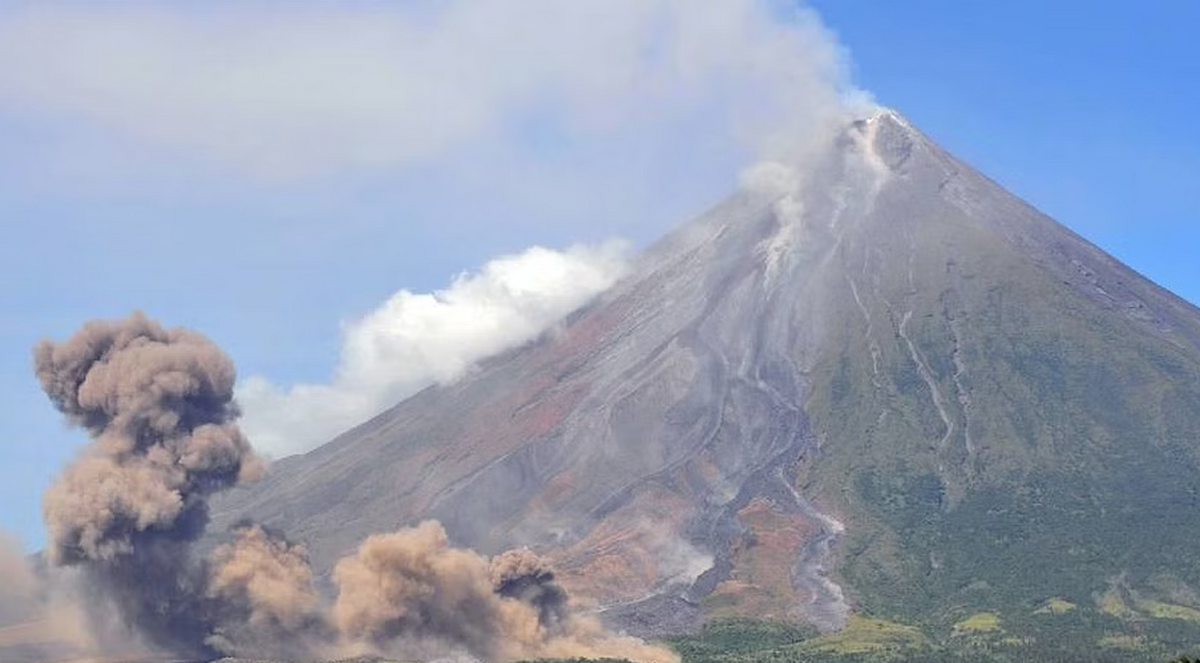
{"left": 205, "top": 523, "right": 330, "bottom": 657}
{"left": 332, "top": 520, "right": 678, "bottom": 663}
{"left": 34, "top": 312, "right": 263, "bottom": 655}
{"left": 34, "top": 313, "right": 675, "bottom": 662}
{"left": 490, "top": 547, "right": 569, "bottom": 628}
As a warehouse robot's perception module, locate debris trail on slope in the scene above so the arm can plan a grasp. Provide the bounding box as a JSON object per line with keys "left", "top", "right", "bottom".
{"left": 778, "top": 467, "right": 849, "bottom": 632}
{"left": 898, "top": 309, "right": 955, "bottom": 454}
{"left": 847, "top": 276, "right": 882, "bottom": 385}
{"left": 946, "top": 302, "right": 976, "bottom": 458}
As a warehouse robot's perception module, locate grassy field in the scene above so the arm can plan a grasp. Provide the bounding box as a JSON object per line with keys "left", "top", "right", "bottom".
{"left": 665, "top": 614, "right": 1200, "bottom": 663}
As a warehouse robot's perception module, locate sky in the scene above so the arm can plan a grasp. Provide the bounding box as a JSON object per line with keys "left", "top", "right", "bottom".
{"left": 1, "top": 1, "right": 1197, "bottom": 552}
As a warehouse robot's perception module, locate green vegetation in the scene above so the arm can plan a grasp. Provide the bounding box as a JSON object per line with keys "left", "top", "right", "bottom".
{"left": 1034, "top": 598, "right": 1076, "bottom": 615}
{"left": 516, "top": 659, "right": 636, "bottom": 663}
{"left": 952, "top": 612, "right": 1001, "bottom": 634}
{"left": 1138, "top": 601, "right": 1200, "bottom": 625}
{"left": 664, "top": 616, "right": 1200, "bottom": 663}
{"left": 791, "top": 616, "right": 926, "bottom": 656}
{"left": 787, "top": 198, "right": 1200, "bottom": 663}
{"left": 668, "top": 617, "right": 814, "bottom": 658}
{"left": 214, "top": 658, "right": 413, "bottom": 663}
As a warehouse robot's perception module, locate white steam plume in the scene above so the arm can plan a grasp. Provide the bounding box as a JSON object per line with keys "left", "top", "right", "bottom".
{"left": 238, "top": 243, "right": 628, "bottom": 456}
{"left": 1, "top": 0, "right": 868, "bottom": 456}
{"left": 0, "top": 0, "right": 860, "bottom": 178}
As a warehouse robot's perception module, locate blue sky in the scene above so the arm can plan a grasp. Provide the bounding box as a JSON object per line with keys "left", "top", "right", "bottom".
{"left": 1, "top": 1, "right": 1197, "bottom": 551}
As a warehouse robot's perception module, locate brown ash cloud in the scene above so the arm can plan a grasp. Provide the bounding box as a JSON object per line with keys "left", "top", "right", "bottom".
{"left": 34, "top": 312, "right": 262, "bottom": 656}
{"left": 332, "top": 520, "right": 533, "bottom": 660}
{"left": 205, "top": 523, "right": 331, "bottom": 657}
{"left": 332, "top": 520, "right": 678, "bottom": 663}
{"left": 34, "top": 313, "right": 674, "bottom": 663}
{"left": 489, "top": 547, "right": 569, "bottom": 628}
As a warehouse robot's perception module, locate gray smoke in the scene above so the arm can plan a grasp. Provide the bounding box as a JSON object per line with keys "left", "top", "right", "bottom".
{"left": 35, "top": 312, "right": 262, "bottom": 656}
{"left": 489, "top": 547, "right": 569, "bottom": 628}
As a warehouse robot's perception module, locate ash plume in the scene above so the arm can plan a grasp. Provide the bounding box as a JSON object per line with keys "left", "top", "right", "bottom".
{"left": 34, "top": 312, "right": 262, "bottom": 655}
{"left": 489, "top": 548, "right": 569, "bottom": 628}
{"left": 35, "top": 313, "right": 674, "bottom": 662}
{"left": 332, "top": 521, "right": 539, "bottom": 660}
{"left": 332, "top": 521, "right": 678, "bottom": 663}
{"left": 205, "top": 523, "right": 329, "bottom": 657}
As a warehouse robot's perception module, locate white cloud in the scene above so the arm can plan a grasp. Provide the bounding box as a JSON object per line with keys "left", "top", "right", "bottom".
{"left": 0, "top": 1, "right": 861, "bottom": 178}
{"left": 237, "top": 242, "right": 629, "bottom": 456}
{"left": 0, "top": 1, "right": 868, "bottom": 456}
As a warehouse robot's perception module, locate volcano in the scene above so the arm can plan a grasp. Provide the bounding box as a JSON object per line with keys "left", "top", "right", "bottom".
{"left": 212, "top": 110, "right": 1200, "bottom": 645}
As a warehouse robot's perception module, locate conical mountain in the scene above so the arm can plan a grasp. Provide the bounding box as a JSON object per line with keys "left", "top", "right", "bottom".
{"left": 213, "top": 110, "right": 1200, "bottom": 645}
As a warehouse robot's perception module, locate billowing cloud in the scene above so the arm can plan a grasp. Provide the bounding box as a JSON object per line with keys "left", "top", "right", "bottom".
{"left": 34, "top": 313, "right": 264, "bottom": 656}
{"left": 0, "top": 0, "right": 861, "bottom": 179}
{"left": 237, "top": 242, "right": 629, "bottom": 456}
{"left": 204, "top": 523, "right": 331, "bottom": 658}
{"left": 34, "top": 316, "right": 674, "bottom": 662}
{"left": 331, "top": 520, "right": 677, "bottom": 663}
{"left": 8, "top": 0, "right": 867, "bottom": 457}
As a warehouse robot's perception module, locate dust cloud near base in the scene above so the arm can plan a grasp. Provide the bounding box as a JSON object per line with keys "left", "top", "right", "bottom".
{"left": 26, "top": 313, "right": 675, "bottom": 663}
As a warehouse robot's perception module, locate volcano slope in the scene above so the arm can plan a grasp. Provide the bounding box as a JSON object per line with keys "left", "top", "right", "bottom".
{"left": 213, "top": 110, "right": 1200, "bottom": 654}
